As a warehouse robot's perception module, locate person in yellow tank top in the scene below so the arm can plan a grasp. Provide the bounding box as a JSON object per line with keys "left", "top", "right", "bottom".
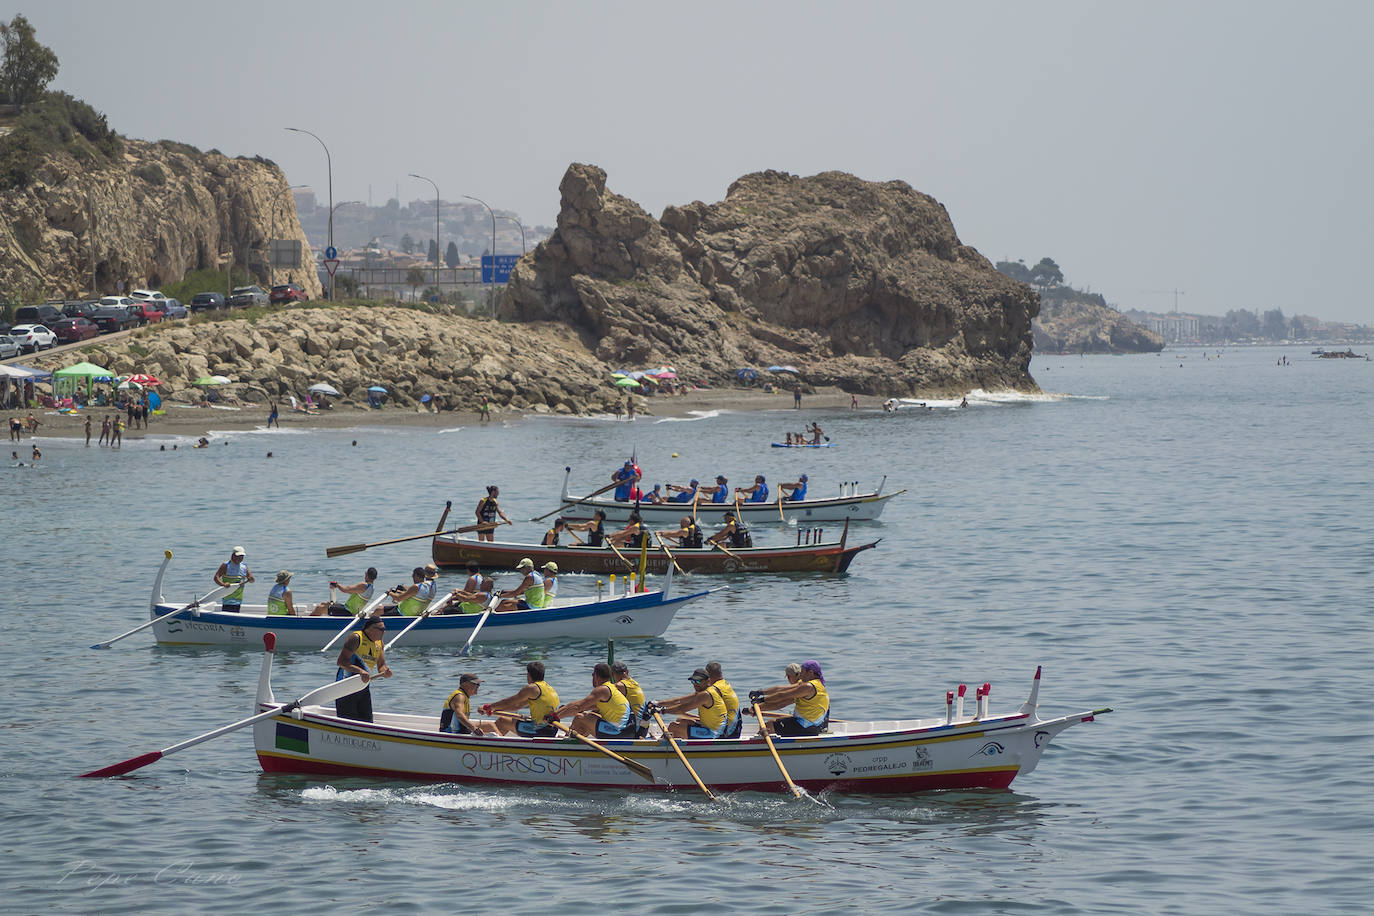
{"left": 440, "top": 673, "right": 493, "bottom": 735}
{"left": 611, "top": 660, "right": 649, "bottom": 737}
{"left": 649, "top": 667, "right": 729, "bottom": 740}
{"left": 553, "top": 662, "right": 636, "bottom": 738}
{"left": 482, "top": 661, "right": 561, "bottom": 737}
{"left": 748, "top": 659, "right": 830, "bottom": 736}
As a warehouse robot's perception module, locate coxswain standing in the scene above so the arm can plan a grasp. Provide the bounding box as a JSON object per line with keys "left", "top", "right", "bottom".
{"left": 334, "top": 617, "right": 393, "bottom": 722}
{"left": 611, "top": 459, "right": 642, "bottom": 501}
{"left": 475, "top": 485, "right": 511, "bottom": 541}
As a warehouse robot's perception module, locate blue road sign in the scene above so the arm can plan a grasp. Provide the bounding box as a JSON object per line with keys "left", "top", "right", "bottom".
{"left": 325, "top": 246, "right": 338, "bottom": 260}
{"left": 481, "top": 254, "right": 520, "bottom": 283}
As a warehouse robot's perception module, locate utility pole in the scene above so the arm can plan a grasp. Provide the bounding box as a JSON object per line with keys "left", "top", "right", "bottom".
{"left": 1144, "top": 288, "right": 1185, "bottom": 313}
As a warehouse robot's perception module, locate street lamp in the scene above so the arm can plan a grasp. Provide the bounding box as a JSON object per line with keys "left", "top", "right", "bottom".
{"left": 409, "top": 173, "right": 441, "bottom": 293}
{"left": 497, "top": 214, "right": 526, "bottom": 254}
{"left": 464, "top": 195, "right": 497, "bottom": 314}
{"left": 285, "top": 126, "right": 333, "bottom": 299}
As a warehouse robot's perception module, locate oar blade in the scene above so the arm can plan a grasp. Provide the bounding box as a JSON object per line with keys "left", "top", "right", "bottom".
{"left": 79, "top": 750, "right": 164, "bottom": 779}
{"left": 325, "top": 543, "right": 366, "bottom": 559}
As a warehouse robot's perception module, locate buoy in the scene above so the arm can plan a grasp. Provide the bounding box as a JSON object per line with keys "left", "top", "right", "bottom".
{"left": 672, "top": 453, "right": 678, "bottom": 458}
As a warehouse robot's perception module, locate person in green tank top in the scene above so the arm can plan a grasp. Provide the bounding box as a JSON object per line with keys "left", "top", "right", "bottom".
{"left": 496, "top": 558, "right": 545, "bottom": 611}
{"left": 213, "top": 546, "right": 255, "bottom": 613}
{"left": 310, "top": 567, "right": 379, "bottom": 616}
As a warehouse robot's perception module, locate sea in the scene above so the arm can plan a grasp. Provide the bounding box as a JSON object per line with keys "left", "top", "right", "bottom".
{"left": 2, "top": 345, "right": 1370, "bottom": 914}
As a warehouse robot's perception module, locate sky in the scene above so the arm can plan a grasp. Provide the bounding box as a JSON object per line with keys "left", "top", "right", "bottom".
{"left": 12, "top": 0, "right": 1374, "bottom": 323}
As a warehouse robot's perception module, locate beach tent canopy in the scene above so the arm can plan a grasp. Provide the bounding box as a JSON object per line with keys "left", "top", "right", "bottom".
{"left": 767, "top": 365, "right": 799, "bottom": 374}
{"left": 54, "top": 361, "right": 116, "bottom": 379}
{"left": 367, "top": 385, "right": 387, "bottom": 393}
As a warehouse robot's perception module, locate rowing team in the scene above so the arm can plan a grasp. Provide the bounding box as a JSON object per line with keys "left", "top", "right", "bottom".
{"left": 613, "top": 460, "right": 810, "bottom": 505}
{"left": 430, "top": 658, "right": 831, "bottom": 740}
{"left": 544, "top": 511, "right": 753, "bottom": 550}
{"left": 214, "top": 547, "right": 559, "bottom": 617}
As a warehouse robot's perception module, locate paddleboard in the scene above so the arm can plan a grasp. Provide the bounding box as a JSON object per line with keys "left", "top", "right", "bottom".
{"left": 770, "top": 442, "right": 835, "bottom": 448}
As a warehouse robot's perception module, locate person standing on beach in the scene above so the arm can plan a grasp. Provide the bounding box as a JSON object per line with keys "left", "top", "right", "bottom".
{"left": 84, "top": 415, "right": 92, "bottom": 446}
{"left": 111, "top": 416, "right": 123, "bottom": 448}
{"left": 99, "top": 415, "right": 110, "bottom": 446}
{"left": 267, "top": 400, "right": 279, "bottom": 429}
{"left": 794, "top": 385, "right": 802, "bottom": 408}
{"left": 626, "top": 397, "right": 636, "bottom": 421}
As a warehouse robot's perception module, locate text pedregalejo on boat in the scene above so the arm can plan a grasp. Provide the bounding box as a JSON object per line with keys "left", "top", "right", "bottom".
{"left": 128, "top": 551, "right": 713, "bottom": 649}
{"left": 551, "top": 467, "right": 905, "bottom": 524}
{"left": 251, "top": 637, "right": 1111, "bottom": 794}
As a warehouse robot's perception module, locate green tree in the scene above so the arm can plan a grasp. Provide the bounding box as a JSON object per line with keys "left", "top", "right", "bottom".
{"left": 995, "top": 260, "right": 1032, "bottom": 284}
{"left": 427, "top": 238, "right": 438, "bottom": 265}
{"left": 400, "top": 233, "right": 415, "bottom": 254}
{"left": 444, "top": 241, "right": 459, "bottom": 269}
{"left": 1261, "top": 308, "right": 1287, "bottom": 340}
{"left": 1030, "top": 257, "right": 1064, "bottom": 289}
{"left": 0, "top": 15, "right": 58, "bottom": 107}
{"left": 406, "top": 266, "right": 425, "bottom": 301}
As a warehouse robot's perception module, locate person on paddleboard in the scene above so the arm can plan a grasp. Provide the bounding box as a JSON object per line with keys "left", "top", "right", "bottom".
{"left": 748, "top": 659, "right": 830, "bottom": 737}
{"left": 482, "top": 661, "right": 561, "bottom": 737}
{"left": 646, "top": 668, "right": 730, "bottom": 740}
{"left": 334, "top": 616, "right": 393, "bottom": 722}
{"left": 553, "top": 662, "right": 637, "bottom": 738}
{"left": 213, "top": 547, "right": 254, "bottom": 613}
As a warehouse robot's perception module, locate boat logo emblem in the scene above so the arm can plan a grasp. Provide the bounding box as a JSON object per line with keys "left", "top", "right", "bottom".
{"left": 825, "top": 753, "right": 851, "bottom": 775}
{"left": 971, "top": 741, "right": 1005, "bottom": 758}
{"left": 1034, "top": 730, "right": 1051, "bottom": 748}
{"left": 614, "top": 615, "right": 634, "bottom": 625}
{"left": 165, "top": 619, "right": 183, "bottom": 633}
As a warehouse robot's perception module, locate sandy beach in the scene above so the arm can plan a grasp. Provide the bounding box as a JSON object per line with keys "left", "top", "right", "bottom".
{"left": 10, "top": 385, "right": 865, "bottom": 443}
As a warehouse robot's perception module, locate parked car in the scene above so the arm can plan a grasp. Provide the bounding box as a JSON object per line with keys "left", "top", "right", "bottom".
{"left": 126, "top": 302, "right": 163, "bottom": 325}
{"left": 99, "top": 295, "right": 137, "bottom": 309}
{"left": 14, "top": 304, "right": 63, "bottom": 325}
{"left": 130, "top": 289, "right": 167, "bottom": 302}
{"left": 8, "top": 324, "right": 58, "bottom": 352}
{"left": 51, "top": 316, "right": 101, "bottom": 343}
{"left": 62, "top": 301, "right": 99, "bottom": 320}
{"left": 160, "top": 297, "right": 188, "bottom": 318}
{"left": 269, "top": 283, "right": 308, "bottom": 304}
{"left": 91, "top": 306, "right": 138, "bottom": 333}
{"left": 229, "top": 285, "right": 269, "bottom": 308}
{"left": 190, "top": 292, "right": 226, "bottom": 312}
{"left": 0, "top": 334, "right": 20, "bottom": 359}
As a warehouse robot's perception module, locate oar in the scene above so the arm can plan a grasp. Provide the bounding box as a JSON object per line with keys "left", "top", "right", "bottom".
{"left": 650, "top": 710, "right": 715, "bottom": 799}
{"left": 709, "top": 540, "right": 743, "bottom": 561}
{"left": 529, "top": 478, "right": 623, "bottom": 523}
{"left": 383, "top": 589, "right": 454, "bottom": 651}
{"left": 752, "top": 701, "right": 804, "bottom": 799}
{"left": 91, "top": 582, "right": 234, "bottom": 649}
{"left": 79, "top": 675, "right": 370, "bottom": 778}
{"left": 318, "top": 589, "right": 390, "bottom": 653}
{"left": 652, "top": 531, "right": 688, "bottom": 576}
{"left": 548, "top": 720, "right": 654, "bottom": 781}
{"left": 605, "top": 537, "right": 637, "bottom": 573}
{"left": 325, "top": 522, "right": 497, "bottom": 559}
{"left": 458, "top": 592, "right": 500, "bottom": 656}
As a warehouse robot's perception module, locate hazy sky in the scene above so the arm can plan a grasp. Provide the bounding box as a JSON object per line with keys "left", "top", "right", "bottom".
{"left": 15, "top": 1, "right": 1374, "bottom": 322}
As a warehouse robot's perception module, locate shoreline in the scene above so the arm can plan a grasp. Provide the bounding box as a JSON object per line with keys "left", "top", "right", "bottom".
{"left": 10, "top": 386, "right": 869, "bottom": 442}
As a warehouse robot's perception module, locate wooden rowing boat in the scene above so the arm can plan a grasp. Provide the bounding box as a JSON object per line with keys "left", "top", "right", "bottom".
{"left": 142, "top": 553, "right": 711, "bottom": 648}
{"left": 550, "top": 468, "right": 903, "bottom": 523}
{"left": 250, "top": 644, "right": 1111, "bottom": 794}
{"left": 432, "top": 527, "right": 879, "bottom": 574}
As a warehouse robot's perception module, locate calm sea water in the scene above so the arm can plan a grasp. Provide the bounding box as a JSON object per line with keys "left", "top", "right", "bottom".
{"left": 3, "top": 346, "right": 1370, "bottom": 914}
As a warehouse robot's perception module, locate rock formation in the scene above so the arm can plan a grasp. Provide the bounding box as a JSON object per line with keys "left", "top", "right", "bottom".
{"left": 1033, "top": 298, "right": 1164, "bottom": 354}
{"left": 0, "top": 138, "right": 320, "bottom": 300}
{"left": 503, "top": 164, "right": 1040, "bottom": 395}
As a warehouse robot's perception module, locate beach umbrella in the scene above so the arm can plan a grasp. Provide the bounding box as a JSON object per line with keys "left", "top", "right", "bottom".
{"left": 116, "top": 380, "right": 143, "bottom": 390}
{"left": 126, "top": 374, "right": 161, "bottom": 386}
{"left": 735, "top": 368, "right": 758, "bottom": 381}
{"left": 194, "top": 375, "right": 231, "bottom": 386}
{"left": 367, "top": 385, "right": 387, "bottom": 394}
{"left": 767, "top": 365, "right": 799, "bottom": 374}
{"left": 651, "top": 369, "right": 678, "bottom": 379}
{"left": 614, "top": 377, "right": 640, "bottom": 388}
{"left": 308, "top": 383, "right": 341, "bottom": 396}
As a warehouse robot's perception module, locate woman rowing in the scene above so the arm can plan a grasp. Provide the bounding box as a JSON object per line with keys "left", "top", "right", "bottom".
{"left": 748, "top": 659, "right": 830, "bottom": 736}
{"left": 567, "top": 509, "right": 607, "bottom": 546}
{"left": 606, "top": 511, "right": 646, "bottom": 548}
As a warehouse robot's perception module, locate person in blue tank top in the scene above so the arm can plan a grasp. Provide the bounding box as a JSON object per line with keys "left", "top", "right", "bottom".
{"left": 779, "top": 474, "right": 808, "bottom": 502}
{"left": 698, "top": 475, "right": 729, "bottom": 503}
{"left": 735, "top": 474, "right": 769, "bottom": 503}
{"left": 667, "top": 479, "right": 699, "bottom": 503}
{"left": 611, "top": 460, "right": 641, "bottom": 501}
{"left": 213, "top": 546, "right": 255, "bottom": 612}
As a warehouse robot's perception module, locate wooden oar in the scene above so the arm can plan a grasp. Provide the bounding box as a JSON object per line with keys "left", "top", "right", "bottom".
{"left": 529, "top": 478, "right": 622, "bottom": 523}
{"left": 458, "top": 592, "right": 500, "bottom": 656}
{"left": 650, "top": 710, "right": 715, "bottom": 799}
{"left": 709, "top": 540, "right": 743, "bottom": 561}
{"left": 604, "top": 537, "right": 637, "bottom": 573}
{"left": 91, "top": 582, "right": 235, "bottom": 649}
{"left": 318, "top": 589, "right": 390, "bottom": 653}
{"left": 325, "top": 522, "right": 497, "bottom": 559}
{"left": 383, "top": 589, "right": 453, "bottom": 651}
{"left": 79, "top": 675, "right": 370, "bottom": 778}
{"left": 753, "top": 701, "right": 804, "bottom": 799}
{"left": 652, "top": 531, "right": 688, "bottom": 576}
{"left": 549, "top": 720, "right": 654, "bottom": 781}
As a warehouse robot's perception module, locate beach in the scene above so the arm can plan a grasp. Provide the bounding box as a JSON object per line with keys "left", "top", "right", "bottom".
{"left": 11, "top": 385, "right": 864, "bottom": 442}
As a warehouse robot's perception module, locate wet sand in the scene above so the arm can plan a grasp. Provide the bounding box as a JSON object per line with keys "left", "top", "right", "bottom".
{"left": 12, "top": 386, "right": 863, "bottom": 442}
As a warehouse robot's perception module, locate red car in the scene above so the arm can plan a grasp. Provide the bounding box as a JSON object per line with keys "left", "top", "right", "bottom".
{"left": 51, "top": 316, "right": 101, "bottom": 343}
{"left": 269, "top": 283, "right": 308, "bottom": 304}
{"left": 127, "top": 302, "right": 163, "bottom": 324}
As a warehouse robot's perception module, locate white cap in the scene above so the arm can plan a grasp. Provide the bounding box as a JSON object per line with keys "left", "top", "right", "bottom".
{"left": 231, "top": 546, "right": 246, "bottom": 557}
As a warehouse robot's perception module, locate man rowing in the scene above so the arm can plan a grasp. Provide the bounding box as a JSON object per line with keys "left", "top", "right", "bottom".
{"left": 735, "top": 474, "right": 769, "bottom": 503}
{"left": 666, "top": 479, "right": 699, "bottom": 503}
{"left": 567, "top": 509, "right": 607, "bottom": 546}
{"left": 648, "top": 667, "right": 729, "bottom": 740}
{"left": 541, "top": 516, "right": 582, "bottom": 546}
{"left": 611, "top": 459, "right": 642, "bottom": 501}
{"left": 312, "top": 566, "right": 378, "bottom": 616}
{"left": 496, "top": 557, "right": 550, "bottom": 611}
{"left": 748, "top": 659, "right": 830, "bottom": 736}
{"left": 386, "top": 566, "right": 435, "bottom": 616}
{"left": 611, "top": 660, "right": 650, "bottom": 737}
{"left": 334, "top": 616, "right": 393, "bottom": 722}
{"left": 705, "top": 660, "right": 742, "bottom": 738}
{"left": 778, "top": 474, "right": 808, "bottom": 502}
{"left": 482, "top": 661, "right": 560, "bottom": 737}
{"left": 552, "top": 662, "right": 637, "bottom": 738}
{"left": 440, "top": 562, "right": 495, "bottom": 614}
{"left": 806, "top": 422, "right": 824, "bottom": 444}
{"left": 698, "top": 475, "right": 730, "bottom": 503}
{"left": 658, "top": 515, "right": 705, "bottom": 549}
{"left": 606, "top": 511, "right": 646, "bottom": 548}
{"left": 707, "top": 512, "right": 751, "bottom": 548}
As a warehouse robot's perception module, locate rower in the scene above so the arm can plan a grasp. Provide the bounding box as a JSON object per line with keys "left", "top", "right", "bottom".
{"left": 748, "top": 659, "right": 830, "bottom": 736}
{"left": 334, "top": 617, "right": 393, "bottom": 723}
{"left": 567, "top": 509, "right": 607, "bottom": 546}
{"left": 607, "top": 511, "right": 646, "bottom": 548}
{"left": 642, "top": 484, "right": 666, "bottom": 504}
{"left": 705, "top": 660, "right": 742, "bottom": 738}
{"left": 475, "top": 485, "right": 511, "bottom": 542}
{"left": 387, "top": 566, "right": 434, "bottom": 616}
{"left": 659, "top": 515, "right": 704, "bottom": 549}
{"left": 698, "top": 475, "right": 729, "bottom": 503}
{"left": 553, "top": 662, "right": 637, "bottom": 738}
{"left": 312, "top": 567, "right": 378, "bottom": 616}
{"left": 497, "top": 557, "right": 548, "bottom": 611}
{"left": 441, "top": 562, "right": 495, "bottom": 614}
{"left": 735, "top": 474, "right": 769, "bottom": 503}
{"left": 611, "top": 661, "right": 649, "bottom": 737}
{"left": 541, "top": 516, "right": 581, "bottom": 546}
{"left": 778, "top": 473, "right": 808, "bottom": 502}
{"left": 213, "top": 546, "right": 254, "bottom": 613}
{"left": 708, "top": 512, "right": 751, "bottom": 548}
{"left": 267, "top": 570, "right": 297, "bottom": 616}
{"left": 647, "top": 668, "right": 729, "bottom": 740}
{"left": 440, "top": 673, "right": 493, "bottom": 735}
{"left": 666, "top": 479, "right": 699, "bottom": 503}
{"left": 482, "top": 661, "right": 560, "bottom": 737}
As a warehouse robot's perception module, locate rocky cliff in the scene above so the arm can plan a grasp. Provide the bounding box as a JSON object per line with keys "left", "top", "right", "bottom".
{"left": 0, "top": 137, "right": 320, "bottom": 299}
{"left": 503, "top": 164, "right": 1040, "bottom": 395}
{"left": 1033, "top": 298, "right": 1164, "bottom": 353}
